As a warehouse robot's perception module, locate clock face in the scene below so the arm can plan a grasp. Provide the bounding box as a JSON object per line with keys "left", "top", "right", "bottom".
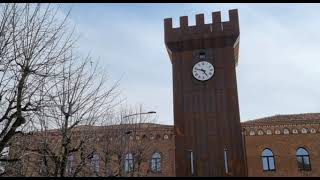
{"left": 192, "top": 61, "right": 214, "bottom": 81}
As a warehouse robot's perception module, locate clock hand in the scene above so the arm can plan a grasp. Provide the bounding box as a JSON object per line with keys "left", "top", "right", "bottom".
{"left": 199, "top": 68, "right": 208, "bottom": 77}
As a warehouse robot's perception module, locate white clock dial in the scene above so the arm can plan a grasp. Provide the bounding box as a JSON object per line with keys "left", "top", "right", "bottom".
{"left": 192, "top": 61, "right": 214, "bottom": 81}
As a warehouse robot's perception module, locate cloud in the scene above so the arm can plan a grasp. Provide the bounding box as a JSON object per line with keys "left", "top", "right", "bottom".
{"left": 61, "top": 4, "right": 320, "bottom": 124}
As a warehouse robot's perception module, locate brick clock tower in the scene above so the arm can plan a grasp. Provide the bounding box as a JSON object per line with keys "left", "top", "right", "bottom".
{"left": 164, "top": 9, "right": 247, "bottom": 176}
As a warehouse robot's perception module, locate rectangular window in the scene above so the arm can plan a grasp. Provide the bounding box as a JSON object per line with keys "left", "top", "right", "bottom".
{"left": 91, "top": 154, "right": 100, "bottom": 175}
{"left": 262, "top": 157, "right": 269, "bottom": 170}
{"left": 224, "top": 149, "right": 229, "bottom": 174}
{"left": 297, "top": 156, "right": 311, "bottom": 171}
{"left": 124, "top": 154, "right": 134, "bottom": 173}
{"left": 268, "top": 157, "right": 275, "bottom": 170}
{"left": 190, "top": 151, "right": 194, "bottom": 176}
{"left": 199, "top": 52, "right": 206, "bottom": 59}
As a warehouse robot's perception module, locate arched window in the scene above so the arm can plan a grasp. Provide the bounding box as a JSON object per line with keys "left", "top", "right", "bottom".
{"left": 124, "top": 153, "right": 134, "bottom": 173}
{"left": 151, "top": 152, "right": 161, "bottom": 172}
{"left": 249, "top": 130, "right": 255, "bottom": 136}
{"left": 142, "top": 134, "right": 147, "bottom": 140}
{"left": 261, "top": 148, "right": 275, "bottom": 171}
{"left": 283, "top": 128, "right": 290, "bottom": 135}
{"left": 301, "top": 128, "right": 308, "bottom": 134}
{"left": 296, "top": 147, "right": 311, "bottom": 171}
{"left": 149, "top": 134, "right": 154, "bottom": 140}
{"left": 91, "top": 153, "right": 100, "bottom": 174}
{"left": 258, "top": 130, "right": 264, "bottom": 135}
{"left": 266, "top": 130, "right": 272, "bottom": 135}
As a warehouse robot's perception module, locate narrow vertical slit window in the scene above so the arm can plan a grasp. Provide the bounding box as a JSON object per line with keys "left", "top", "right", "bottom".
{"left": 187, "top": 150, "right": 195, "bottom": 176}
{"left": 224, "top": 148, "right": 229, "bottom": 174}
{"left": 190, "top": 151, "right": 194, "bottom": 176}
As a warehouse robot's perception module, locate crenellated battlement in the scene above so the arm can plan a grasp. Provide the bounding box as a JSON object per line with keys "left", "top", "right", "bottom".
{"left": 164, "top": 9, "right": 239, "bottom": 45}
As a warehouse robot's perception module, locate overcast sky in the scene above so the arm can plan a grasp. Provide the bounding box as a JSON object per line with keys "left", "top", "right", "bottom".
{"left": 59, "top": 3, "right": 320, "bottom": 125}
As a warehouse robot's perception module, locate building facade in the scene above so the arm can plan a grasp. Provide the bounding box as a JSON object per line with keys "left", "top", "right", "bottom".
{"left": 243, "top": 113, "right": 320, "bottom": 177}
{"left": 3, "top": 113, "right": 320, "bottom": 177}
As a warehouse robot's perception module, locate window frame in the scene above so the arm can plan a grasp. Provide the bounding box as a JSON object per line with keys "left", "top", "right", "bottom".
{"left": 150, "top": 152, "right": 161, "bottom": 173}
{"left": 296, "top": 147, "right": 312, "bottom": 171}
{"left": 91, "top": 153, "right": 100, "bottom": 175}
{"left": 261, "top": 148, "right": 276, "bottom": 172}
{"left": 124, "top": 153, "right": 134, "bottom": 173}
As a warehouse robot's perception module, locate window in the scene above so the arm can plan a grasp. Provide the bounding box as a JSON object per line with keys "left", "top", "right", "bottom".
{"left": 283, "top": 128, "right": 290, "bottom": 135}
{"left": 135, "top": 135, "right": 140, "bottom": 140}
{"left": 149, "top": 134, "right": 154, "bottom": 140}
{"left": 39, "top": 158, "right": 49, "bottom": 176}
{"left": 142, "top": 134, "right": 147, "bottom": 140}
{"left": 261, "top": 148, "right": 276, "bottom": 171}
{"left": 124, "top": 153, "right": 134, "bottom": 173}
{"left": 66, "top": 154, "right": 74, "bottom": 176}
{"left": 310, "top": 128, "right": 316, "bottom": 133}
{"left": 188, "top": 150, "right": 195, "bottom": 176}
{"left": 91, "top": 153, "right": 100, "bottom": 174}
{"left": 163, "top": 134, "right": 169, "bottom": 140}
{"left": 266, "top": 130, "right": 272, "bottom": 135}
{"left": 199, "top": 52, "right": 206, "bottom": 59}
{"left": 258, "top": 130, "right": 264, "bottom": 135}
{"left": 0, "top": 147, "right": 10, "bottom": 173}
{"left": 151, "top": 152, "right": 161, "bottom": 173}
{"left": 301, "top": 128, "right": 308, "bottom": 134}
{"left": 292, "top": 129, "right": 298, "bottom": 134}
{"left": 224, "top": 148, "right": 230, "bottom": 174}
{"left": 249, "top": 130, "right": 255, "bottom": 136}
{"left": 296, "top": 147, "right": 311, "bottom": 171}
{"left": 275, "top": 130, "right": 281, "bottom": 135}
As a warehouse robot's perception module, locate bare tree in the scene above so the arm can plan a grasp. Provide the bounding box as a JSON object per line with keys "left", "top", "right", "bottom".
{"left": 0, "top": 3, "right": 75, "bottom": 174}
{"left": 24, "top": 54, "right": 121, "bottom": 177}
{"left": 98, "top": 104, "right": 157, "bottom": 177}
{"left": 0, "top": 3, "right": 158, "bottom": 177}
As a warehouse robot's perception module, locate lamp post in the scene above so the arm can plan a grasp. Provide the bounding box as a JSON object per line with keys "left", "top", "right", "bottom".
{"left": 122, "top": 111, "right": 156, "bottom": 119}
{"left": 120, "top": 110, "right": 156, "bottom": 175}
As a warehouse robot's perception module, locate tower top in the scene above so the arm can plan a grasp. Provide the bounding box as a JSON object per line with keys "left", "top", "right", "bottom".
{"left": 164, "top": 9, "right": 239, "bottom": 44}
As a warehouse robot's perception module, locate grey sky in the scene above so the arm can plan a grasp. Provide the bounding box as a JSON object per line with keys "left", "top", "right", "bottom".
{"left": 59, "top": 3, "right": 320, "bottom": 125}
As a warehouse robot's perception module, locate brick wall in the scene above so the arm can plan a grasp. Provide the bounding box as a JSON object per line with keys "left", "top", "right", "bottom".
{"left": 6, "top": 117, "right": 320, "bottom": 177}
{"left": 243, "top": 123, "right": 320, "bottom": 176}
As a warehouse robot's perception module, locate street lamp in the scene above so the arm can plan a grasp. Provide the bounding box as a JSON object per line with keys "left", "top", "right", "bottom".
{"left": 121, "top": 111, "right": 156, "bottom": 119}
{"left": 120, "top": 110, "right": 156, "bottom": 175}
{"left": 121, "top": 111, "right": 156, "bottom": 133}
